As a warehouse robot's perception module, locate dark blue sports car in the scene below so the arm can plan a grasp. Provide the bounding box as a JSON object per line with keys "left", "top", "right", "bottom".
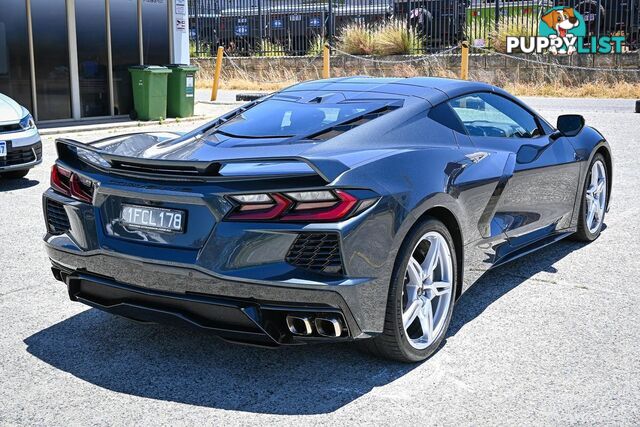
{"left": 43, "top": 77, "right": 612, "bottom": 362}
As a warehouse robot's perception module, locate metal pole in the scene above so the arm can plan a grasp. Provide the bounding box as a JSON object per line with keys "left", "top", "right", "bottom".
{"left": 194, "top": 0, "right": 200, "bottom": 56}
{"left": 25, "top": 0, "right": 38, "bottom": 121}
{"left": 105, "top": 0, "right": 114, "bottom": 116}
{"left": 258, "top": 0, "right": 263, "bottom": 55}
{"left": 138, "top": 0, "right": 144, "bottom": 64}
{"left": 168, "top": 0, "right": 174, "bottom": 62}
{"left": 495, "top": 0, "right": 500, "bottom": 31}
{"left": 66, "top": 0, "right": 81, "bottom": 119}
{"left": 210, "top": 46, "right": 224, "bottom": 101}
{"left": 327, "top": 0, "right": 333, "bottom": 46}
{"left": 596, "top": 0, "right": 602, "bottom": 41}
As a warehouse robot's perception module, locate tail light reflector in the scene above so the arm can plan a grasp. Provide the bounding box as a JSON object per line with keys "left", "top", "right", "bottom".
{"left": 50, "top": 164, "right": 95, "bottom": 204}
{"left": 281, "top": 190, "right": 358, "bottom": 221}
{"left": 226, "top": 190, "right": 371, "bottom": 222}
{"left": 70, "top": 174, "right": 95, "bottom": 203}
{"left": 51, "top": 164, "right": 71, "bottom": 196}
{"left": 228, "top": 193, "right": 292, "bottom": 220}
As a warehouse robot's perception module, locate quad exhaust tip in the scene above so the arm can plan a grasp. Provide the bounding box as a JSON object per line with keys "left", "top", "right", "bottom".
{"left": 314, "top": 317, "right": 342, "bottom": 338}
{"left": 285, "top": 315, "right": 344, "bottom": 337}
{"left": 286, "top": 315, "right": 313, "bottom": 336}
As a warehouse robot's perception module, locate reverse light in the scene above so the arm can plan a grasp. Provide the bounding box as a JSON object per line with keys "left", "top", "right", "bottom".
{"left": 50, "top": 164, "right": 95, "bottom": 203}
{"left": 231, "top": 193, "right": 274, "bottom": 204}
{"left": 225, "top": 190, "right": 375, "bottom": 222}
{"left": 284, "top": 190, "right": 337, "bottom": 210}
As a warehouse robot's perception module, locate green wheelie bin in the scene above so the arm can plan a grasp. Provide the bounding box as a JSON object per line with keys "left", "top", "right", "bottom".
{"left": 128, "top": 65, "right": 171, "bottom": 120}
{"left": 166, "top": 64, "right": 199, "bottom": 118}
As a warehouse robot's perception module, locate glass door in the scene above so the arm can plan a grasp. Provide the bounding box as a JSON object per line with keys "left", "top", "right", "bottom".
{"left": 31, "top": 0, "right": 71, "bottom": 120}
{"left": 0, "top": 0, "right": 33, "bottom": 113}
{"left": 110, "top": 0, "right": 139, "bottom": 116}
{"left": 76, "top": 0, "right": 110, "bottom": 117}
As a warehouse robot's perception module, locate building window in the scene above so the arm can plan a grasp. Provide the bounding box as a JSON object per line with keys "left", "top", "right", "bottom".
{"left": 76, "top": 0, "right": 110, "bottom": 117}
{"left": 31, "top": 0, "right": 71, "bottom": 120}
{"left": 0, "top": 0, "right": 32, "bottom": 112}
{"left": 142, "top": 0, "right": 170, "bottom": 65}
{"left": 110, "top": 0, "right": 139, "bottom": 116}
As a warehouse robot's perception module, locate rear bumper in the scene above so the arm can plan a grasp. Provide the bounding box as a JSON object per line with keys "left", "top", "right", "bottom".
{"left": 57, "top": 269, "right": 354, "bottom": 347}
{"left": 43, "top": 186, "right": 397, "bottom": 337}
{"left": 45, "top": 241, "right": 385, "bottom": 343}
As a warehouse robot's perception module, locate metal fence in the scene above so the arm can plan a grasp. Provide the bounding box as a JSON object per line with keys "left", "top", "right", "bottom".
{"left": 188, "top": 0, "right": 640, "bottom": 56}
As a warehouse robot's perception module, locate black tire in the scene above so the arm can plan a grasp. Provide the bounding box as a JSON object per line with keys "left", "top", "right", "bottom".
{"left": 0, "top": 169, "right": 29, "bottom": 179}
{"left": 573, "top": 153, "right": 608, "bottom": 242}
{"left": 360, "top": 218, "right": 457, "bottom": 363}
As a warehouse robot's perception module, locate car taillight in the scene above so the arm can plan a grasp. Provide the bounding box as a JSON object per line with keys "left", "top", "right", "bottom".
{"left": 51, "top": 164, "right": 71, "bottom": 195}
{"left": 50, "top": 164, "right": 95, "bottom": 203}
{"left": 225, "top": 190, "right": 375, "bottom": 222}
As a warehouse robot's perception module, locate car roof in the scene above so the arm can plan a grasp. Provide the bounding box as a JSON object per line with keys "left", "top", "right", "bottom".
{"left": 282, "top": 77, "right": 501, "bottom": 106}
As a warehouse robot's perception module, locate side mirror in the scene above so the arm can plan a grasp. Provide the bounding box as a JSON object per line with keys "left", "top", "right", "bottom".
{"left": 556, "top": 114, "right": 585, "bottom": 137}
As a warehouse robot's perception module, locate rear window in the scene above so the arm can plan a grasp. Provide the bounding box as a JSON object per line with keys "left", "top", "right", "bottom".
{"left": 216, "top": 99, "right": 386, "bottom": 138}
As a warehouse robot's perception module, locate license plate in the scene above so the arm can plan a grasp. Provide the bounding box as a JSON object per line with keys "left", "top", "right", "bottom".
{"left": 120, "top": 204, "right": 185, "bottom": 232}
{"left": 0, "top": 141, "right": 6, "bottom": 158}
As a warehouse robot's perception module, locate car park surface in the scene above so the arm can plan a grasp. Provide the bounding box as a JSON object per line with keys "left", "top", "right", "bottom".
{"left": 0, "top": 97, "right": 638, "bottom": 425}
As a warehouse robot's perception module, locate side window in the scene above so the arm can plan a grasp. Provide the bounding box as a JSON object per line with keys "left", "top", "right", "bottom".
{"left": 428, "top": 102, "right": 467, "bottom": 135}
{"left": 449, "top": 93, "right": 542, "bottom": 139}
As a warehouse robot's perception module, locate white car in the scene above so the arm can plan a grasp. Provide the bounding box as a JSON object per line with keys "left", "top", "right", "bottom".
{"left": 0, "top": 93, "right": 42, "bottom": 179}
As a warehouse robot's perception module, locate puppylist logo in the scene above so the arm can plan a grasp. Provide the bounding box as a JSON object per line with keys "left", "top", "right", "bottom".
{"left": 507, "top": 6, "right": 625, "bottom": 55}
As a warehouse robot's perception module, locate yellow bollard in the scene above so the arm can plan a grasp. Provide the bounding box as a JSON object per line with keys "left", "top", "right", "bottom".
{"left": 460, "top": 41, "right": 469, "bottom": 80}
{"left": 322, "top": 44, "right": 330, "bottom": 79}
{"left": 210, "top": 46, "right": 224, "bottom": 102}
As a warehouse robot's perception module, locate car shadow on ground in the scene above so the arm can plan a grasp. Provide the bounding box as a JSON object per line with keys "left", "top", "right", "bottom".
{"left": 24, "top": 238, "right": 588, "bottom": 415}
{"left": 446, "top": 238, "right": 588, "bottom": 338}
{"left": 0, "top": 178, "right": 39, "bottom": 191}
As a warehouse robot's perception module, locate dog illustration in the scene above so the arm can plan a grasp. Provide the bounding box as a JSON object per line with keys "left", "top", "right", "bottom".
{"left": 541, "top": 8, "right": 580, "bottom": 54}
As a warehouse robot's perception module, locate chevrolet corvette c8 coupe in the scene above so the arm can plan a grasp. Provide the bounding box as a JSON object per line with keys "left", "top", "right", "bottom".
{"left": 42, "top": 77, "right": 612, "bottom": 362}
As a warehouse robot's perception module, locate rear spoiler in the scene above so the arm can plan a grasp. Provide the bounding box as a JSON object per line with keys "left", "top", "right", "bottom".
{"left": 55, "top": 137, "right": 350, "bottom": 183}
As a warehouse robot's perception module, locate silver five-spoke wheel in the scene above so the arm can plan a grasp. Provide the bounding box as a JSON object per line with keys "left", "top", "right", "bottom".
{"left": 402, "top": 231, "right": 453, "bottom": 350}
{"left": 585, "top": 159, "right": 607, "bottom": 234}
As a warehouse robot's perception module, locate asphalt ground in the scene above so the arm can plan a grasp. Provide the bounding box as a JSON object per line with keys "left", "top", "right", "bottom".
{"left": 0, "top": 97, "right": 638, "bottom": 426}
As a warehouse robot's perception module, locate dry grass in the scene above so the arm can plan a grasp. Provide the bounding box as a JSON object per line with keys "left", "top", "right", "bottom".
{"left": 337, "top": 22, "right": 376, "bottom": 55}
{"left": 197, "top": 78, "right": 293, "bottom": 92}
{"left": 307, "top": 34, "right": 325, "bottom": 57}
{"left": 260, "top": 39, "right": 286, "bottom": 57}
{"left": 505, "top": 81, "right": 640, "bottom": 98}
{"left": 337, "top": 20, "right": 422, "bottom": 55}
{"left": 194, "top": 56, "right": 640, "bottom": 98}
{"left": 197, "top": 76, "right": 640, "bottom": 99}
{"left": 490, "top": 17, "right": 537, "bottom": 53}
{"left": 375, "top": 20, "right": 422, "bottom": 56}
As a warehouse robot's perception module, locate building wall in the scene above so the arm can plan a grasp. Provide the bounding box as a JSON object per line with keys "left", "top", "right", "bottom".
{"left": 0, "top": 0, "right": 182, "bottom": 122}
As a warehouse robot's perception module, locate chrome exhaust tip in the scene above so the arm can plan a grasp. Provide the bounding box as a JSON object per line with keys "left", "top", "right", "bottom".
{"left": 314, "top": 317, "right": 342, "bottom": 337}
{"left": 286, "top": 315, "right": 313, "bottom": 336}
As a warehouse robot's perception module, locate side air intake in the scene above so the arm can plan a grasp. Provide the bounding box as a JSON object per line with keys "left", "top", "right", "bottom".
{"left": 46, "top": 199, "right": 71, "bottom": 235}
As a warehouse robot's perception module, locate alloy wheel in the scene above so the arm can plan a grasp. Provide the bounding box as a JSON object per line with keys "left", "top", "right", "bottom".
{"left": 585, "top": 159, "right": 607, "bottom": 234}
{"left": 401, "top": 231, "right": 453, "bottom": 350}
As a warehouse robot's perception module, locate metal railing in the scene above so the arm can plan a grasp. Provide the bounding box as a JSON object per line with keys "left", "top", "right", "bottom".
{"left": 188, "top": 0, "right": 640, "bottom": 56}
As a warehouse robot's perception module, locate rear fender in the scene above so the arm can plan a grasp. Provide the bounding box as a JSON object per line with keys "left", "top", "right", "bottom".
{"left": 335, "top": 147, "right": 513, "bottom": 292}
